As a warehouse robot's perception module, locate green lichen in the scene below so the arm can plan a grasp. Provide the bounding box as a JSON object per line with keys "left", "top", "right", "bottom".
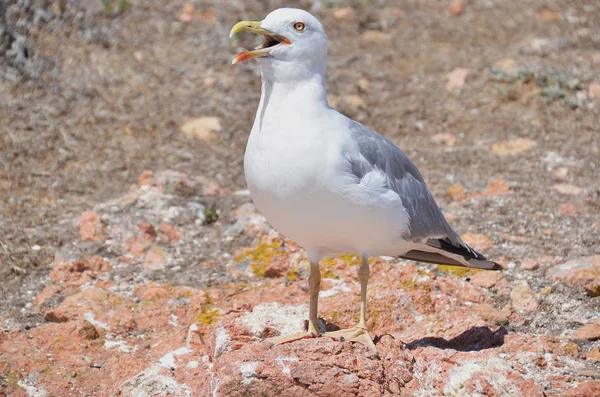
{"left": 203, "top": 204, "right": 219, "bottom": 225}
{"left": 486, "top": 66, "right": 581, "bottom": 109}
{"left": 102, "top": 0, "right": 128, "bottom": 15}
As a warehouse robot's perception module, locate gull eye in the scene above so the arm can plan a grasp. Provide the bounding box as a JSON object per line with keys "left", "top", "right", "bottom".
{"left": 293, "top": 21, "right": 305, "bottom": 32}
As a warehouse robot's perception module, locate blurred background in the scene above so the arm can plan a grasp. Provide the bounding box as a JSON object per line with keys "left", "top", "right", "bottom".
{"left": 1, "top": 0, "right": 599, "bottom": 350}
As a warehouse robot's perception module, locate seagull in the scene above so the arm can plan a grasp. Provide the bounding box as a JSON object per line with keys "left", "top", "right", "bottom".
{"left": 230, "top": 8, "right": 500, "bottom": 355}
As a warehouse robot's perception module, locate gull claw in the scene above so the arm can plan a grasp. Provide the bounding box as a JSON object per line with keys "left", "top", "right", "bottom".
{"left": 324, "top": 326, "right": 379, "bottom": 357}
{"left": 263, "top": 331, "right": 318, "bottom": 347}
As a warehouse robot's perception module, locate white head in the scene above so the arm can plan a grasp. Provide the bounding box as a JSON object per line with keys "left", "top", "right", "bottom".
{"left": 230, "top": 8, "right": 328, "bottom": 83}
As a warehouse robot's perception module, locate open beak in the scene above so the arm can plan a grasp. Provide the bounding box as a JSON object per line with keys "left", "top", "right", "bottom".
{"left": 229, "top": 21, "right": 290, "bottom": 64}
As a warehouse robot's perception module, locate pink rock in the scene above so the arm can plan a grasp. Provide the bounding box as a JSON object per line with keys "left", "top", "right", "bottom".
{"left": 536, "top": 8, "right": 562, "bottom": 22}
{"left": 587, "top": 347, "right": 600, "bottom": 362}
{"left": 446, "top": 67, "right": 470, "bottom": 91}
{"left": 198, "top": 175, "right": 232, "bottom": 196}
{"left": 203, "top": 76, "right": 217, "bottom": 87}
{"left": 448, "top": 0, "right": 466, "bottom": 16}
{"left": 553, "top": 167, "right": 569, "bottom": 180}
{"left": 553, "top": 183, "right": 583, "bottom": 195}
{"left": 431, "top": 132, "right": 457, "bottom": 146}
{"left": 142, "top": 245, "right": 167, "bottom": 270}
{"left": 49, "top": 255, "right": 111, "bottom": 287}
{"left": 572, "top": 323, "right": 600, "bottom": 341}
{"left": 521, "top": 258, "right": 540, "bottom": 271}
{"left": 546, "top": 256, "right": 600, "bottom": 287}
{"left": 35, "top": 285, "right": 62, "bottom": 307}
{"left": 263, "top": 257, "right": 288, "bottom": 278}
{"left": 589, "top": 82, "right": 600, "bottom": 100}
{"left": 564, "top": 381, "right": 600, "bottom": 396}
{"left": 155, "top": 170, "right": 194, "bottom": 194}
{"left": 332, "top": 6, "right": 354, "bottom": 20}
{"left": 202, "top": 336, "right": 409, "bottom": 396}
{"left": 461, "top": 232, "right": 495, "bottom": 252}
{"left": 438, "top": 277, "right": 485, "bottom": 303}
{"left": 124, "top": 222, "right": 157, "bottom": 257}
{"left": 559, "top": 203, "right": 579, "bottom": 216}
{"left": 470, "top": 271, "right": 503, "bottom": 288}
{"left": 472, "top": 304, "right": 511, "bottom": 324}
{"left": 138, "top": 169, "right": 196, "bottom": 195}
{"left": 2, "top": 272, "right": 596, "bottom": 396}
{"left": 510, "top": 283, "right": 539, "bottom": 313}
{"left": 159, "top": 222, "right": 183, "bottom": 244}
{"left": 76, "top": 211, "right": 106, "bottom": 242}
{"left": 137, "top": 169, "right": 155, "bottom": 186}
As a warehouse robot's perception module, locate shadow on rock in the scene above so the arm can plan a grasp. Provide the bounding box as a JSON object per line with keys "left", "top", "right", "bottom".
{"left": 405, "top": 326, "right": 508, "bottom": 351}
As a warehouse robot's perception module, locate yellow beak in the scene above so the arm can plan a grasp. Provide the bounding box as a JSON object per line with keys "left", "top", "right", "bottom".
{"left": 229, "top": 21, "right": 273, "bottom": 38}
{"left": 229, "top": 21, "right": 290, "bottom": 64}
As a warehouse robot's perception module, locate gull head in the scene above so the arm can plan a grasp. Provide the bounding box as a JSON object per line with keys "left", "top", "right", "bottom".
{"left": 230, "top": 8, "right": 328, "bottom": 82}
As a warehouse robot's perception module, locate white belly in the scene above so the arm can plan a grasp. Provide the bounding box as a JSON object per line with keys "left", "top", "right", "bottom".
{"left": 244, "top": 130, "right": 410, "bottom": 260}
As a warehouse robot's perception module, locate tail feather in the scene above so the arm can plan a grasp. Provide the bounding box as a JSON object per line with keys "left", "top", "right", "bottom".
{"left": 400, "top": 237, "right": 502, "bottom": 270}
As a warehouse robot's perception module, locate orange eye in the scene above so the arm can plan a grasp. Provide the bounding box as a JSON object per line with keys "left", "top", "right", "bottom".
{"left": 293, "top": 21, "right": 305, "bottom": 31}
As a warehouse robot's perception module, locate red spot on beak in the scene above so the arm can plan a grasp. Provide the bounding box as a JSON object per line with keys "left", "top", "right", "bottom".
{"left": 233, "top": 52, "right": 255, "bottom": 64}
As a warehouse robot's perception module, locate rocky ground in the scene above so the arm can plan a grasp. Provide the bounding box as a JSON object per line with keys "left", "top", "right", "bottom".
{"left": 1, "top": 0, "right": 599, "bottom": 396}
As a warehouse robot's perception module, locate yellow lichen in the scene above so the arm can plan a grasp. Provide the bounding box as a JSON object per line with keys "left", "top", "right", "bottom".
{"left": 324, "top": 310, "right": 343, "bottom": 326}
{"left": 321, "top": 255, "right": 374, "bottom": 268}
{"left": 3, "top": 369, "right": 23, "bottom": 389}
{"left": 437, "top": 264, "right": 478, "bottom": 277}
{"left": 339, "top": 254, "right": 361, "bottom": 265}
{"left": 286, "top": 269, "right": 299, "bottom": 282}
{"left": 198, "top": 309, "right": 219, "bottom": 325}
{"left": 251, "top": 262, "right": 267, "bottom": 277}
{"left": 320, "top": 257, "right": 338, "bottom": 268}
{"left": 558, "top": 342, "right": 581, "bottom": 358}
{"left": 236, "top": 237, "right": 283, "bottom": 277}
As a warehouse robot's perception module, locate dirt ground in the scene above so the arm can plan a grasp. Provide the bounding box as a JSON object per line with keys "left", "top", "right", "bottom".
{"left": 1, "top": 0, "right": 599, "bottom": 354}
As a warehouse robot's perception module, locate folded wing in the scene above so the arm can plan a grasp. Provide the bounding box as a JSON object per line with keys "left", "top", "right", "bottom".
{"left": 346, "top": 119, "right": 501, "bottom": 270}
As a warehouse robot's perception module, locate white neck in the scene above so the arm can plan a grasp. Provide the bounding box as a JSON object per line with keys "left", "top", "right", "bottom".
{"left": 253, "top": 67, "right": 328, "bottom": 133}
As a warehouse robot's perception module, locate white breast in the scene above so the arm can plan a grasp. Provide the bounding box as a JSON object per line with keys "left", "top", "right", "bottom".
{"left": 244, "top": 108, "right": 411, "bottom": 260}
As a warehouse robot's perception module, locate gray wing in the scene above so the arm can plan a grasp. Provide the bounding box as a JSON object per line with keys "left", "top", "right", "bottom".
{"left": 347, "top": 119, "right": 457, "bottom": 244}
{"left": 346, "top": 120, "right": 501, "bottom": 270}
